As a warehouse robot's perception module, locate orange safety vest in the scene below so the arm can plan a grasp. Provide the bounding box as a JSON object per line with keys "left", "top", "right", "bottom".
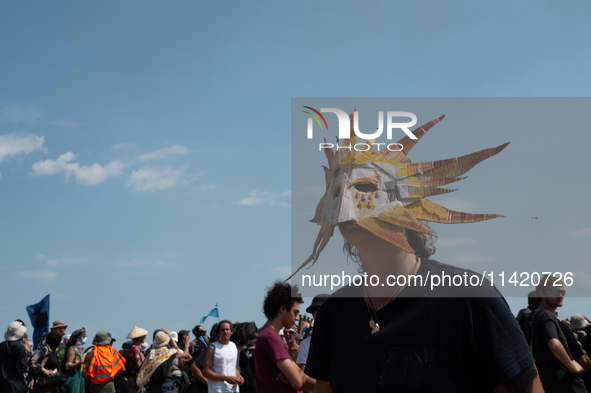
{"left": 87, "top": 345, "right": 126, "bottom": 384}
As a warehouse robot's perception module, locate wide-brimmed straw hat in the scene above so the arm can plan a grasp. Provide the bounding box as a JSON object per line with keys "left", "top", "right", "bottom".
{"left": 127, "top": 326, "right": 148, "bottom": 339}
{"left": 154, "top": 331, "right": 170, "bottom": 348}
{"left": 4, "top": 321, "right": 27, "bottom": 342}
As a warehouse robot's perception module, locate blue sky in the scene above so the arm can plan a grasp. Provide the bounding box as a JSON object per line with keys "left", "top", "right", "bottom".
{"left": 1, "top": 1, "right": 591, "bottom": 344}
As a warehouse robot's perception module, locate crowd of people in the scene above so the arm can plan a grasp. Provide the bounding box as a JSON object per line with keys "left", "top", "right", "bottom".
{"left": 517, "top": 275, "right": 591, "bottom": 393}
{"left": 1, "top": 274, "right": 589, "bottom": 393}
{"left": 0, "top": 285, "right": 325, "bottom": 393}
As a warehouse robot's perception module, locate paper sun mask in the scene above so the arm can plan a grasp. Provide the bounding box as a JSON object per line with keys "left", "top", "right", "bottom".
{"left": 289, "top": 112, "right": 509, "bottom": 280}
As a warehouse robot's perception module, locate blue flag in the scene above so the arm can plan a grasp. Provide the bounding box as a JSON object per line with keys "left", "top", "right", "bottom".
{"left": 26, "top": 294, "right": 50, "bottom": 348}
{"left": 200, "top": 304, "right": 219, "bottom": 324}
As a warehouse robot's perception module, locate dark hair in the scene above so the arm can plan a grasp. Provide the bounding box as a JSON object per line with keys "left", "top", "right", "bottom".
{"left": 192, "top": 325, "right": 204, "bottom": 336}
{"left": 263, "top": 281, "right": 303, "bottom": 320}
{"left": 343, "top": 227, "right": 436, "bottom": 267}
{"left": 66, "top": 328, "right": 86, "bottom": 349}
{"left": 527, "top": 291, "right": 539, "bottom": 311}
{"left": 218, "top": 320, "right": 232, "bottom": 330}
{"left": 210, "top": 323, "right": 219, "bottom": 342}
{"left": 153, "top": 329, "right": 162, "bottom": 340}
{"left": 46, "top": 330, "right": 63, "bottom": 352}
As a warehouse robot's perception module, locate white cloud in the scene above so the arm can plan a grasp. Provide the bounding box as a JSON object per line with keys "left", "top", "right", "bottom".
{"left": 126, "top": 165, "right": 185, "bottom": 192}
{"left": 436, "top": 237, "right": 478, "bottom": 247}
{"left": 0, "top": 133, "right": 45, "bottom": 163}
{"left": 272, "top": 266, "right": 292, "bottom": 277}
{"left": 30, "top": 152, "right": 124, "bottom": 185}
{"left": 450, "top": 254, "right": 496, "bottom": 265}
{"left": 138, "top": 145, "right": 188, "bottom": 161}
{"left": 0, "top": 104, "right": 42, "bottom": 123}
{"left": 239, "top": 190, "right": 291, "bottom": 207}
{"left": 44, "top": 257, "right": 86, "bottom": 267}
{"left": 199, "top": 185, "right": 217, "bottom": 191}
{"left": 18, "top": 270, "right": 58, "bottom": 279}
{"left": 567, "top": 228, "right": 591, "bottom": 239}
{"left": 434, "top": 197, "right": 478, "bottom": 212}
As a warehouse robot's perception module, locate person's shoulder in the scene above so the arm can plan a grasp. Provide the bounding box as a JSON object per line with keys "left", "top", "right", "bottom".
{"left": 258, "top": 326, "right": 278, "bottom": 340}
{"left": 533, "top": 308, "right": 556, "bottom": 323}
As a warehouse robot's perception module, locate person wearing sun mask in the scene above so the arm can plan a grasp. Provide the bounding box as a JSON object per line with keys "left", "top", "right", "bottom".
{"left": 294, "top": 111, "right": 544, "bottom": 392}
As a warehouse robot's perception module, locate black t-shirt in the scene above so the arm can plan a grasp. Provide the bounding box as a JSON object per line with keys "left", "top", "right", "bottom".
{"left": 532, "top": 309, "right": 570, "bottom": 373}
{"left": 561, "top": 322, "right": 584, "bottom": 359}
{"left": 239, "top": 347, "right": 255, "bottom": 390}
{"left": 305, "top": 258, "right": 534, "bottom": 393}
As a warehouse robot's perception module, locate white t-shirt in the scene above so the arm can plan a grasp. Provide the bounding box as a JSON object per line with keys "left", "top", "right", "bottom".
{"left": 296, "top": 335, "right": 311, "bottom": 366}
{"left": 172, "top": 348, "right": 183, "bottom": 377}
{"left": 208, "top": 341, "right": 239, "bottom": 393}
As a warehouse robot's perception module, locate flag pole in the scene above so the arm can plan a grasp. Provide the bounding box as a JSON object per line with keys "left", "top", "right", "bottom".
{"left": 217, "top": 303, "right": 220, "bottom": 323}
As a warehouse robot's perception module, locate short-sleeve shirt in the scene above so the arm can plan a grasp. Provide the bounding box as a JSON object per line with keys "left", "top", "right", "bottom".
{"left": 305, "top": 258, "right": 534, "bottom": 392}
{"left": 254, "top": 326, "right": 295, "bottom": 393}
{"left": 128, "top": 345, "right": 143, "bottom": 373}
{"left": 532, "top": 310, "right": 587, "bottom": 392}
{"left": 296, "top": 336, "right": 311, "bottom": 366}
{"left": 532, "top": 309, "right": 569, "bottom": 373}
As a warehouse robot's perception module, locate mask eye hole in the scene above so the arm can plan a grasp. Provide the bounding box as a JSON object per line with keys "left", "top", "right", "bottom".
{"left": 333, "top": 184, "right": 341, "bottom": 198}
{"left": 353, "top": 183, "right": 377, "bottom": 193}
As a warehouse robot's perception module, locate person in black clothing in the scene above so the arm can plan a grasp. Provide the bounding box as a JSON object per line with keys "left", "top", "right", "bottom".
{"left": 532, "top": 274, "right": 587, "bottom": 392}
{"left": 0, "top": 321, "right": 29, "bottom": 393}
{"left": 239, "top": 339, "right": 256, "bottom": 393}
{"left": 298, "top": 117, "right": 543, "bottom": 392}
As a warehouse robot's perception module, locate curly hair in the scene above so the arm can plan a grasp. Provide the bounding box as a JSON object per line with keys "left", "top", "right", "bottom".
{"left": 263, "top": 281, "right": 303, "bottom": 320}
{"left": 343, "top": 226, "right": 436, "bottom": 267}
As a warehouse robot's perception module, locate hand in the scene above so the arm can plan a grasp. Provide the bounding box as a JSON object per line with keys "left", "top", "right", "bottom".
{"left": 585, "top": 315, "right": 591, "bottom": 324}
{"left": 28, "top": 379, "right": 35, "bottom": 390}
{"left": 276, "top": 372, "right": 290, "bottom": 385}
{"left": 570, "top": 359, "right": 584, "bottom": 374}
{"left": 42, "top": 368, "right": 53, "bottom": 377}
{"left": 161, "top": 328, "right": 171, "bottom": 336}
{"left": 562, "top": 319, "right": 571, "bottom": 326}
{"left": 225, "top": 376, "right": 239, "bottom": 384}
{"left": 236, "top": 375, "right": 244, "bottom": 386}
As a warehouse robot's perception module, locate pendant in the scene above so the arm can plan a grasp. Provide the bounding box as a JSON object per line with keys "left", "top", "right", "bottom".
{"left": 369, "top": 319, "right": 375, "bottom": 329}
{"left": 371, "top": 323, "right": 380, "bottom": 334}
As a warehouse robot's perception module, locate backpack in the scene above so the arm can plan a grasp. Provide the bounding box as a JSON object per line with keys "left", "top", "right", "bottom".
{"left": 239, "top": 347, "right": 256, "bottom": 389}
{"left": 230, "top": 322, "right": 259, "bottom": 346}
{"left": 56, "top": 347, "right": 67, "bottom": 371}
{"left": 149, "top": 355, "right": 174, "bottom": 385}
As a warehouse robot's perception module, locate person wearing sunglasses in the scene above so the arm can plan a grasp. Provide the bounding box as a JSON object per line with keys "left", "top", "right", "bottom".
{"left": 532, "top": 274, "right": 587, "bottom": 392}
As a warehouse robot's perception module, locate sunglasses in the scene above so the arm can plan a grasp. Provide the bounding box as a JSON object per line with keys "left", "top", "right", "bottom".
{"left": 284, "top": 331, "right": 295, "bottom": 335}
{"left": 548, "top": 288, "right": 566, "bottom": 296}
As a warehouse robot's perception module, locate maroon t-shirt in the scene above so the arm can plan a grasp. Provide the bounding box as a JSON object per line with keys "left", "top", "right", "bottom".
{"left": 254, "top": 326, "right": 295, "bottom": 393}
